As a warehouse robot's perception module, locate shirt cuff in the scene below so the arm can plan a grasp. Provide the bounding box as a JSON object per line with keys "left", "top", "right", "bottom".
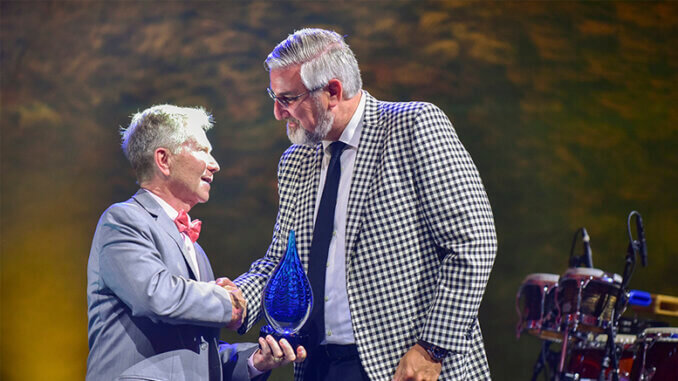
{"left": 247, "top": 351, "right": 265, "bottom": 379}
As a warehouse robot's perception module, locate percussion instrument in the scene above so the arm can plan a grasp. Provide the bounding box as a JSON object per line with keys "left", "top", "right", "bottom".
{"left": 556, "top": 268, "right": 624, "bottom": 332}
{"left": 567, "top": 333, "right": 636, "bottom": 381}
{"left": 516, "top": 273, "right": 561, "bottom": 340}
{"left": 631, "top": 327, "right": 678, "bottom": 381}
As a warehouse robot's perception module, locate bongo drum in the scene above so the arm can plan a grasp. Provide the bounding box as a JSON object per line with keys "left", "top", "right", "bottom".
{"left": 516, "top": 273, "right": 561, "bottom": 340}
{"left": 556, "top": 268, "right": 624, "bottom": 332}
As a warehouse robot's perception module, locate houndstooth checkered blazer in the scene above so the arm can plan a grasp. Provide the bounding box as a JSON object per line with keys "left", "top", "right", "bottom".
{"left": 235, "top": 91, "right": 497, "bottom": 380}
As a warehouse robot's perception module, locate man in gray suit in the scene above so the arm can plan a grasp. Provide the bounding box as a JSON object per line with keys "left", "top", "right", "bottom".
{"left": 87, "top": 104, "right": 305, "bottom": 380}
{"left": 235, "top": 29, "right": 497, "bottom": 381}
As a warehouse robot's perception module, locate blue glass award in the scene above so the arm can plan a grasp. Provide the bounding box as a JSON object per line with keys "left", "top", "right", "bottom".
{"left": 260, "top": 230, "right": 313, "bottom": 348}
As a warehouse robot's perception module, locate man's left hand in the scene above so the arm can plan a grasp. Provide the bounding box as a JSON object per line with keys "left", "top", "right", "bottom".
{"left": 253, "top": 335, "right": 307, "bottom": 372}
{"left": 392, "top": 343, "right": 442, "bottom": 381}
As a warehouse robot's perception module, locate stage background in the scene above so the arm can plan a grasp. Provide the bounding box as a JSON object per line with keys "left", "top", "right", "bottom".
{"left": 1, "top": 1, "right": 677, "bottom": 380}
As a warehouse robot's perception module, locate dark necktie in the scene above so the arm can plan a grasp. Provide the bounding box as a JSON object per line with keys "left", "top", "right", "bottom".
{"left": 306, "top": 141, "right": 346, "bottom": 347}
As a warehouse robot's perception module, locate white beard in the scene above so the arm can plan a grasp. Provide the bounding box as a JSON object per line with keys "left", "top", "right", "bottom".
{"left": 286, "top": 98, "right": 334, "bottom": 146}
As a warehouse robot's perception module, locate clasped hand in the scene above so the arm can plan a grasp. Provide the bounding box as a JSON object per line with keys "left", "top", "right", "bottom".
{"left": 215, "top": 277, "right": 247, "bottom": 330}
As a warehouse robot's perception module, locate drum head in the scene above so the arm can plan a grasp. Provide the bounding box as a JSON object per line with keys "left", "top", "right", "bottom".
{"left": 639, "top": 327, "right": 678, "bottom": 342}
{"left": 523, "top": 273, "right": 560, "bottom": 284}
{"left": 562, "top": 267, "right": 622, "bottom": 284}
{"left": 563, "top": 267, "right": 605, "bottom": 278}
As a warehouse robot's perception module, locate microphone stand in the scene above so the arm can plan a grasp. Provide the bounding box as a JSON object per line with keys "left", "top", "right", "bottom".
{"left": 597, "top": 211, "right": 645, "bottom": 381}
{"left": 568, "top": 227, "right": 594, "bottom": 269}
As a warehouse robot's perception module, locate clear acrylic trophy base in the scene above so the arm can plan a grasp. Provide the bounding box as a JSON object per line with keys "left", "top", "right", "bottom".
{"left": 259, "top": 324, "right": 307, "bottom": 350}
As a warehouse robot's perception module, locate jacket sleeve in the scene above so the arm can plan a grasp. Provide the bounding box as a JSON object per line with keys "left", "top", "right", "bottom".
{"left": 233, "top": 217, "right": 284, "bottom": 334}
{"left": 95, "top": 202, "right": 234, "bottom": 327}
{"left": 219, "top": 342, "right": 270, "bottom": 381}
{"left": 410, "top": 103, "right": 497, "bottom": 354}
{"left": 233, "top": 149, "right": 296, "bottom": 334}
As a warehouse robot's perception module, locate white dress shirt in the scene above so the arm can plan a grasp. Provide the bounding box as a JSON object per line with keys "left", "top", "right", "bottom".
{"left": 315, "top": 91, "right": 366, "bottom": 345}
{"left": 145, "top": 190, "right": 201, "bottom": 281}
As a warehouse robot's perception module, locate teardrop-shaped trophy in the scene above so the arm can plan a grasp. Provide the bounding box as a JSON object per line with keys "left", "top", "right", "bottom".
{"left": 260, "top": 230, "right": 312, "bottom": 348}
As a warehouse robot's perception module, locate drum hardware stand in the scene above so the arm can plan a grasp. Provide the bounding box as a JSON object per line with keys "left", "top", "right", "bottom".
{"left": 530, "top": 287, "right": 560, "bottom": 381}
{"left": 555, "top": 275, "right": 589, "bottom": 381}
{"left": 530, "top": 340, "right": 560, "bottom": 381}
{"left": 636, "top": 333, "right": 651, "bottom": 381}
{"left": 556, "top": 323, "right": 572, "bottom": 380}
{"left": 598, "top": 211, "right": 647, "bottom": 381}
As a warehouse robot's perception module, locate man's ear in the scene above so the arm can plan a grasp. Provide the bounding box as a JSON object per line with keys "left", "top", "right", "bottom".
{"left": 327, "top": 79, "right": 343, "bottom": 109}
{"left": 154, "top": 147, "right": 172, "bottom": 177}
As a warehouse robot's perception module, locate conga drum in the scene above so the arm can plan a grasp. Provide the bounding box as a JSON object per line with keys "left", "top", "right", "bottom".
{"left": 516, "top": 273, "right": 561, "bottom": 341}
{"left": 631, "top": 327, "right": 678, "bottom": 381}
{"left": 567, "top": 333, "right": 636, "bottom": 381}
{"left": 556, "top": 268, "right": 624, "bottom": 332}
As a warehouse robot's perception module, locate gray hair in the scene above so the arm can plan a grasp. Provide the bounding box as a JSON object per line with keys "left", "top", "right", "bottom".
{"left": 265, "top": 28, "right": 362, "bottom": 98}
{"left": 120, "top": 104, "right": 213, "bottom": 183}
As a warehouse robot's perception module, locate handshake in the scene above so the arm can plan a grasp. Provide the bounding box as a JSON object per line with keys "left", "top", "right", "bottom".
{"left": 215, "top": 277, "right": 248, "bottom": 330}
{"left": 215, "top": 277, "right": 307, "bottom": 372}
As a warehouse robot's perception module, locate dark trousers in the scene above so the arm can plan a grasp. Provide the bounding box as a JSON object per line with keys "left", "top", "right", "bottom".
{"left": 303, "top": 344, "right": 370, "bottom": 381}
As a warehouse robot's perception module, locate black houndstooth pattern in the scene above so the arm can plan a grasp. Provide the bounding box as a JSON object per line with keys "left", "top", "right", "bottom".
{"left": 235, "top": 92, "right": 497, "bottom": 380}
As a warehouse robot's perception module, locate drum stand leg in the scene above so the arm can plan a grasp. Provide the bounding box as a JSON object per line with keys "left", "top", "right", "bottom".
{"left": 531, "top": 341, "right": 558, "bottom": 381}
{"left": 555, "top": 329, "right": 571, "bottom": 381}
{"left": 598, "top": 324, "right": 620, "bottom": 381}
{"left": 598, "top": 240, "right": 637, "bottom": 381}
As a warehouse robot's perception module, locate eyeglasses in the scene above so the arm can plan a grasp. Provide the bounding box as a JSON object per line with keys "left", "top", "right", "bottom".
{"left": 266, "top": 84, "right": 325, "bottom": 108}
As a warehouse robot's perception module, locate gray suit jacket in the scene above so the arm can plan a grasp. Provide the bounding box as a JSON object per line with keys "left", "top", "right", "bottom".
{"left": 87, "top": 189, "right": 259, "bottom": 381}
{"left": 236, "top": 92, "right": 497, "bottom": 380}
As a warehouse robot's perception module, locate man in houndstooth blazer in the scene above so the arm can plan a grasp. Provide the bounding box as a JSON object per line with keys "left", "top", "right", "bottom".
{"left": 235, "top": 28, "right": 497, "bottom": 381}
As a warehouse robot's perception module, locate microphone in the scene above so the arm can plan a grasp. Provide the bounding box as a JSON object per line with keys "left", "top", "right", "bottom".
{"left": 635, "top": 214, "right": 648, "bottom": 267}
{"left": 582, "top": 228, "right": 593, "bottom": 268}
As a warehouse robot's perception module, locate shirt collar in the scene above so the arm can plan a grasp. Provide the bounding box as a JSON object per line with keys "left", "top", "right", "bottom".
{"left": 143, "top": 188, "right": 182, "bottom": 221}
{"left": 322, "top": 90, "right": 366, "bottom": 151}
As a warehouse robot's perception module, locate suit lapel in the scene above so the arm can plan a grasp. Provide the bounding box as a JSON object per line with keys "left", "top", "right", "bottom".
{"left": 345, "top": 93, "right": 384, "bottom": 265}
{"left": 132, "top": 189, "right": 201, "bottom": 280}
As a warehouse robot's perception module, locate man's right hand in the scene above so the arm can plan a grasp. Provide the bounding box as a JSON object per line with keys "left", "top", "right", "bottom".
{"left": 216, "top": 277, "right": 247, "bottom": 329}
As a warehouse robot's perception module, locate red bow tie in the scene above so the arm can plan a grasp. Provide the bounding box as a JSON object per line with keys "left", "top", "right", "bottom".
{"left": 174, "top": 210, "right": 202, "bottom": 242}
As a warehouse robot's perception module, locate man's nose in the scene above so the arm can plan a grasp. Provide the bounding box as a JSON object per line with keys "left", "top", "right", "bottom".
{"left": 208, "top": 155, "right": 220, "bottom": 173}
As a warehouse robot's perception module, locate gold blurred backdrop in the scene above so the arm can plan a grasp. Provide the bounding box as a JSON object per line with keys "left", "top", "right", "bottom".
{"left": 1, "top": 1, "right": 677, "bottom": 380}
